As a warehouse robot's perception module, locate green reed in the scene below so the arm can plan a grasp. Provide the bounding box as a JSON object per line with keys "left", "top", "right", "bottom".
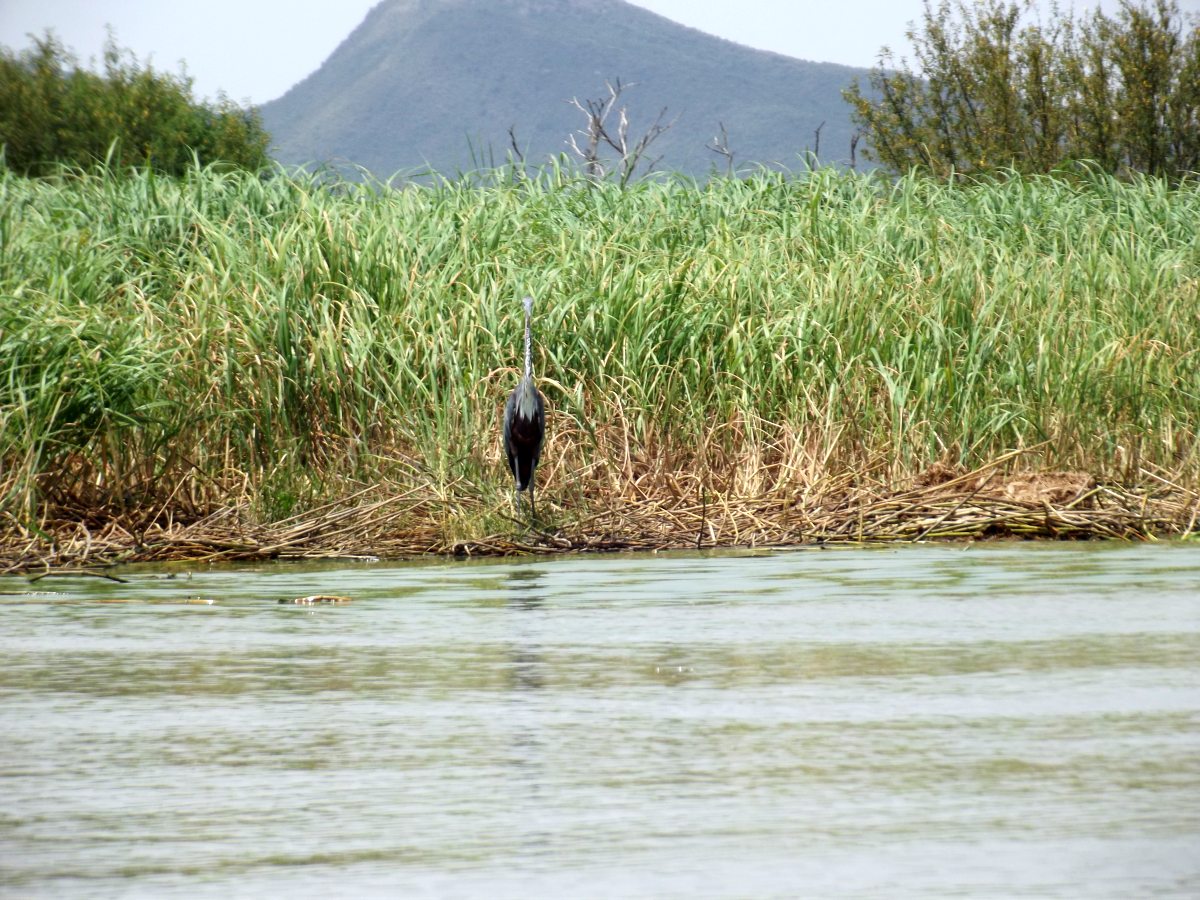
{"left": 2, "top": 161, "right": 1198, "bottom": 525}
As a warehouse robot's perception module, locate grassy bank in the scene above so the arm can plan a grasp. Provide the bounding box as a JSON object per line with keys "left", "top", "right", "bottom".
{"left": 2, "top": 163, "right": 1198, "bottom": 568}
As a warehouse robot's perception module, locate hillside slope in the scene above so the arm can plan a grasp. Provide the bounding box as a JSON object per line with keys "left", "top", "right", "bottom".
{"left": 259, "top": 0, "right": 870, "bottom": 177}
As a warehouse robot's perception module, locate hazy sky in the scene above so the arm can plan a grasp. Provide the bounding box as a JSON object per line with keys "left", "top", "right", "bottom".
{"left": 0, "top": 0, "right": 1186, "bottom": 105}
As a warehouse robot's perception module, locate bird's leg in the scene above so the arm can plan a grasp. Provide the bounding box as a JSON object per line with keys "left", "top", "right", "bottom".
{"left": 529, "top": 483, "right": 537, "bottom": 525}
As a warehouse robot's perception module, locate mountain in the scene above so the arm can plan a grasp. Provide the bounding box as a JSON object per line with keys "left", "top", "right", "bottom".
{"left": 258, "top": 0, "right": 873, "bottom": 179}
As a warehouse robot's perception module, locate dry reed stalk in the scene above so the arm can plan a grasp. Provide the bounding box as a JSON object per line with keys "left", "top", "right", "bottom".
{"left": 1, "top": 456, "right": 1196, "bottom": 573}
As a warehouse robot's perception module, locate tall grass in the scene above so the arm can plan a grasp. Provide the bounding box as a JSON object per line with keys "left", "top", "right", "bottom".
{"left": 2, "top": 162, "right": 1198, "bottom": 537}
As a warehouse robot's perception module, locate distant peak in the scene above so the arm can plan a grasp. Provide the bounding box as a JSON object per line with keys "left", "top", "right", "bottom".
{"left": 379, "top": 0, "right": 622, "bottom": 11}
{"left": 261, "top": 0, "right": 870, "bottom": 177}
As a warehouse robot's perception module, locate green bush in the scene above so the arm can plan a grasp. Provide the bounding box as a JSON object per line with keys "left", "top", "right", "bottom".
{"left": 844, "top": 0, "right": 1200, "bottom": 180}
{"left": 0, "top": 33, "right": 270, "bottom": 175}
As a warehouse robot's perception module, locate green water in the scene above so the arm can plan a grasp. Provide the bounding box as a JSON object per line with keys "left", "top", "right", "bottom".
{"left": 2, "top": 542, "right": 1198, "bottom": 898}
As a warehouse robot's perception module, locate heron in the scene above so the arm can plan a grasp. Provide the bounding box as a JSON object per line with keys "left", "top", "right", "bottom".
{"left": 503, "top": 295, "right": 545, "bottom": 522}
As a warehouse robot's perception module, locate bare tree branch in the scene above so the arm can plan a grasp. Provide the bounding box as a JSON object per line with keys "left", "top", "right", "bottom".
{"left": 801, "top": 120, "right": 826, "bottom": 170}
{"left": 706, "top": 121, "right": 735, "bottom": 176}
{"left": 566, "top": 79, "right": 677, "bottom": 186}
{"left": 507, "top": 125, "right": 525, "bottom": 165}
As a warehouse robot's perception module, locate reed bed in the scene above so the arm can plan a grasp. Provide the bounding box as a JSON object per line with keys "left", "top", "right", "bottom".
{"left": 2, "top": 162, "right": 1198, "bottom": 570}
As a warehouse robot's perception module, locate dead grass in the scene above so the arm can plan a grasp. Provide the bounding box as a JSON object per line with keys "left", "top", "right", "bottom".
{"left": 3, "top": 452, "right": 1195, "bottom": 574}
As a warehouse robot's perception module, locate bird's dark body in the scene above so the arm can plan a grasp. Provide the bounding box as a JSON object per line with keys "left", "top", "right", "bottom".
{"left": 503, "top": 296, "right": 545, "bottom": 522}
{"left": 503, "top": 383, "right": 544, "bottom": 492}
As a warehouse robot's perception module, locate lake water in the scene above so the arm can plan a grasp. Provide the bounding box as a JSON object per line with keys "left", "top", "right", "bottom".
{"left": 2, "top": 542, "right": 1198, "bottom": 899}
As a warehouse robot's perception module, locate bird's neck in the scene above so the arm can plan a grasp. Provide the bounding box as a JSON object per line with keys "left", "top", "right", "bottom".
{"left": 516, "top": 375, "right": 539, "bottom": 419}
{"left": 523, "top": 310, "right": 533, "bottom": 380}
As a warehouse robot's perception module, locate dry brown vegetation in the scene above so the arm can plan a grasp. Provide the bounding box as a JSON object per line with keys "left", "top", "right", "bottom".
{"left": 5, "top": 433, "right": 1195, "bottom": 574}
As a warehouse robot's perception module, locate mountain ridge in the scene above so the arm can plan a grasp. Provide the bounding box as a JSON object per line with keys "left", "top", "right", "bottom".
{"left": 260, "top": 0, "right": 872, "bottom": 178}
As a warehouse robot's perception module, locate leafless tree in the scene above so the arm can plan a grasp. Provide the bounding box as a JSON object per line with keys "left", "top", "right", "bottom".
{"left": 507, "top": 125, "right": 525, "bottom": 166}
{"left": 706, "top": 121, "right": 735, "bottom": 176}
{"left": 506, "top": 125, "right": 528, "bottom": 183}
{"left": 566, "top": 79, "right": 677, "bottom": 186}
{"left": 800, "top": 120, "right": 826, "bottom": 170}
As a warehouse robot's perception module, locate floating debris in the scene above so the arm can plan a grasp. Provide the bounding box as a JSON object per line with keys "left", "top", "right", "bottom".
{"left": 92, "top": 596, "right": 216, "bottom": 605}
{"left": 27, "top": 569, "right": 128, "bottom": 584}
{"left": 278, "top": 595, "right": 353, "bottom": 605}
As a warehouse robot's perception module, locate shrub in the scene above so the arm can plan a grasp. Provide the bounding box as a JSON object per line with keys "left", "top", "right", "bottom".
{"left": 0, "top": 33, "right": 270, "bottom": 175}
{"left": 844, "top": 0, "right": 1200, "bottom": 180}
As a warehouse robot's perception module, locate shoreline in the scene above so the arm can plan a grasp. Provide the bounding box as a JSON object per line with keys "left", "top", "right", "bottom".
{"left": 4, "top": 467, "right": 1195, "bottom": 574}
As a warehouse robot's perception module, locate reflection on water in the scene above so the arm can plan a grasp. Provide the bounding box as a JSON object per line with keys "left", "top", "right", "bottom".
{"left": 505, "top": 568, "right": 546, "bottom": 695}
{"left": 1, "top": 542, "right": 1199, "bottom": 899}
